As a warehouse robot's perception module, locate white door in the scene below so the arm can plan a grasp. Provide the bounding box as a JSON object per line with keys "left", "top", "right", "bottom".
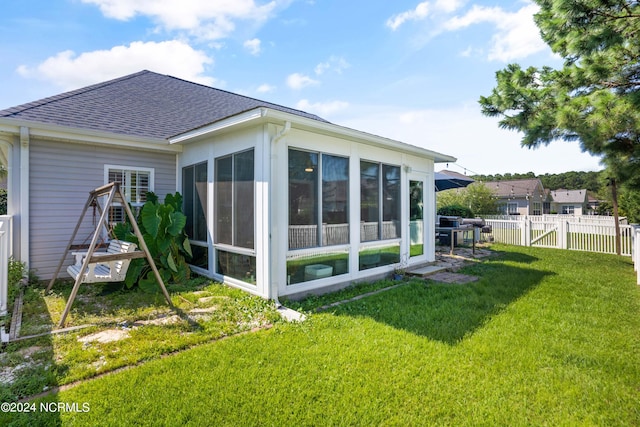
{"left": 408, "top": 174, "right": 427, "bottom": 262}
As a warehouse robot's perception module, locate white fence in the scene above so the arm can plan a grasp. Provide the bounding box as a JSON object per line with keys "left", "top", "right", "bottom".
{"left": 485, "top": 214, "right": 628, "bottom": 225}
{"left": 485, "top": 215, "right": 640, "bottom": 285}
{"left": 0, "top": 216, "right": 13, "bottom": 316}
{"left": 634, "top": 226, "right": 640, "bottom": 285}
{"left": 485, "top": 216, "right": 634, "bottom": 256}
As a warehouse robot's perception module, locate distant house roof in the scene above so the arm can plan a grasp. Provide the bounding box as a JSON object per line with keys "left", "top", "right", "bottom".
{"left": 550, "top": 189, "right": 588, "bottom": 204}
{"left": 482, "top": 178, "right": 544, "bottom": 198}
{"left": 0, "top": 70, "right": 329, "bottom": 140}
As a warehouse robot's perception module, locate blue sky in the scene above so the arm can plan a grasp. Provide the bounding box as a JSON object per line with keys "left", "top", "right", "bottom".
{"left": 0, "top": 0, "right": 602, "bottom": 175}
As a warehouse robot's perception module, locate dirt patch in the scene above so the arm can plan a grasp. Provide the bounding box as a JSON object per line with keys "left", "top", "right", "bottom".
{"left": 189, "top": 307, "right": 218, "bottom": 314}
{"left": 131, "top": 315, "right": 181, "bottom": 327}
{"left": 78, "top": 329, "right": 130, "bottom": 344}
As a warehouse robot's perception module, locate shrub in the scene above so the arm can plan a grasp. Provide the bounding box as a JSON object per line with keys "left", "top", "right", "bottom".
{"left": 0, "top": 189, "right": 6, "bottom": 215}
{"left": 437, "top": 204, "right": 474, "bottom": 218}
{"left": 113, "top": 192, "right": 192, "bottom": 290}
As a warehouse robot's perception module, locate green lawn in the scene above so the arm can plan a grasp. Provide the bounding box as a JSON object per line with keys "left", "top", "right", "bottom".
{"left": 4, "top": 245, "right": 640, "bottom": 426}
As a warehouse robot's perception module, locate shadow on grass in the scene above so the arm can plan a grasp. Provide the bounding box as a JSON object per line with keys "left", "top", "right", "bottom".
{"left": 46, "top": 280, "right": 204, "bottom": 331}
{"left": 486, "top": 249, "right": 539, "bottom": 264}
{"left": 0, "top": 286, "right": 62, "bottom": 426}
{"left": 328, "top": 260, "right": 553, "bottom": 345}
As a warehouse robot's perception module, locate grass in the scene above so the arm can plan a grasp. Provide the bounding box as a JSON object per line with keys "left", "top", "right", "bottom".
{"left": 3, "top": 245, "right": 640, "bottom": 426}
{"left": 0, "top": 278, "right": 281, "bottom": 404}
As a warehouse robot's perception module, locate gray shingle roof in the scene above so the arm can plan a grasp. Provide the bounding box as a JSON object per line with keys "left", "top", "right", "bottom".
{"left": 483, "top": 179, "right": 543, "bottom": 197}
{"left": 550, "top": 189, "right": 588, "bottom": 204}
{"left": 0, "top": 70, "right": 329, "bottom": 140}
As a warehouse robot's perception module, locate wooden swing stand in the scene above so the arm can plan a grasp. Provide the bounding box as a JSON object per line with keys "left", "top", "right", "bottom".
{"left": 46, "top": 182, "right": 173, "bottom": 328}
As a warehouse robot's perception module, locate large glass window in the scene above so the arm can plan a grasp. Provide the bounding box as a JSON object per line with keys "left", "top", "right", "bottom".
{"left": 360, "top": 161, "right": 400, "bottom": 242}
{"left": 216, "top": 250, "right": 256, "bottom": 285}
{"left": 322, "top": 154, "right": 349, "bottom": 246}
{"left": 182, "top": 162, "right": 208, "bottom": 242}
{"left": 289, "top": 149, "right": 349, "bottom": 250}
{"left": 215, "top": 149, "right": 254, "bottom": 249}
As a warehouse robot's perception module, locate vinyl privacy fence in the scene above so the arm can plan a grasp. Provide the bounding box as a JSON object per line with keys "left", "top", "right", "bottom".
{"left": 483, "top": 216, "right": 640, "bottom": 285}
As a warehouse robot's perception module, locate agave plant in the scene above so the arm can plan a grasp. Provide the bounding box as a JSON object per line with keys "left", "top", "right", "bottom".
{"left": 113, "top": 192, "right": 192, "bottom": 291}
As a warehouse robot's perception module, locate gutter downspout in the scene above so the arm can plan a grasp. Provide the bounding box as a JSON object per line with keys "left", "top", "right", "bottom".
{"left": 268, "top": 122, "right": 304, "bottom": 322}
{"left": 19, "top": 127, "right": 29, "bottom": 268}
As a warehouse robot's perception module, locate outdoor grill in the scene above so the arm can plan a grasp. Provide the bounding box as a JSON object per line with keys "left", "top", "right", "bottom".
{"left": 437, "top": 216, "right": 491, "bottom": 254}
{"left": 438, "top": 216, "right": 470, "bottom": 229}
{"left": 462, "top": 218, "right": 492, "bottom": 234}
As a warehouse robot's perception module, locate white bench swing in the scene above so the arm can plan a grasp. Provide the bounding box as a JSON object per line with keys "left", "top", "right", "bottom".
{"left": 67, "top": 239, "right": 138, "bottom": 284}
{"left": 47, "top": 182, "right": 172, "bottom": 328}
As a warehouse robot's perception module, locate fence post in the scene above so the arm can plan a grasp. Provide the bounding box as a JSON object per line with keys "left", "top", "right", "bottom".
{"left": 0, "top": 223, "right": 7, "bottom": 316}
{"left": 521, "top": 217, "right": 530, "bottom": 247}
{"left": 558, "top": 220, "right": 568, "bottom": 250}
{"left": 634, "top": 225, "right": 640, "bottom": 285}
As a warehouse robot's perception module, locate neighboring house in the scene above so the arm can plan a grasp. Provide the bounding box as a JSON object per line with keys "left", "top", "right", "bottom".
{"left": 0, "top": 70, "right": 455, "bottom": 300}
{"left": 549, "top": 189, "right": 589, "bottom": 215}
{"left": 483, "top": 178, "right": 547, "bottom": 216}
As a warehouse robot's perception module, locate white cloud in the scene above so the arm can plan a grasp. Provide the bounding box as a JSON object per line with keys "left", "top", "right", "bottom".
{"left": 386, "top": 0, "right": 464, "bottom": 30}
{"left": 244, "top": 38, "right": 262, "bottom": 55}
{"left": 296, "top": 99, "right": 349, "bottom": 117}
{"left": 333, "top": 103, "right": 602, "bottom": 175}
{"left": 81, "top": 0, "right": 278, "bottom": 40}
{"left": 433, "top": 0, "right": 465, "bottom": 14}
{"left": 314, "top": 56, "right": 350, "bottom": 75}
{"left": 386, "top": 1, "right": 431, "bottom": 31}
{"left": 442, "top": 3, "right": 546, "bottom": 61}
{"left": 256, "top": 83, "right": 275, "bottom": 93}
{"left": 286, "top": 73, "right": 319, "bottom": 90}
{"left": 17, "top": 40, "right": 214, "bottom": 90}
{"left": 388, "top": 1, "right": 548, "bottom": 62}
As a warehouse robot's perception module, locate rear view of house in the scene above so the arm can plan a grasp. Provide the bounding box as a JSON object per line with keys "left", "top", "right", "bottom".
{"left": 0, "top": 70, "right": 455, "bottom": 300}
{"left": 484, "top": 178, "right": 547, "bottom": 216}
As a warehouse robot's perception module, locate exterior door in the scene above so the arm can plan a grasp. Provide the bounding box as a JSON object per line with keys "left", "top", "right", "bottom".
{"left": 408, "top": 175, "right": 426, "bottom": 260}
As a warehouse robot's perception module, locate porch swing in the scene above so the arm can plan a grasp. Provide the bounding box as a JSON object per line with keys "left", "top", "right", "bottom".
{"left": 46, "top": 182, "right": 172, "bottom": 328}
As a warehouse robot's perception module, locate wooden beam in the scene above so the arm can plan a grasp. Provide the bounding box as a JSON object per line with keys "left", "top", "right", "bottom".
{"left": 87, "top": 251, "right": 146, "bottom": 263}
{"left": 58, "top": 185, "right": 117, "bottom": 327}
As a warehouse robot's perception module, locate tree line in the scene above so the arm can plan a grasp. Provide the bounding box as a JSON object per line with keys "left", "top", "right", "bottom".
{"left": 470, "top": 170, "right": 603, "bottom": 194}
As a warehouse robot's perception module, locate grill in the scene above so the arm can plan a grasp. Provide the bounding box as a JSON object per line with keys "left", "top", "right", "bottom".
{"left": 462, "top": 218, "right": 492, "bottom": 234}
{"left": 439, "top": 216, "right": 471, "bottom": 229}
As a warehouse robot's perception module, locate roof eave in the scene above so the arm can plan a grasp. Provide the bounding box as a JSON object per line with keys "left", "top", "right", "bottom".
{"left": 170, "top": 107, "right": 456, "bottom": 163}
{"left": 168, "top": 108, "right": 267, "bottom": 144}
{"left": 0, "top": 117, "right": 181, "bottom": 153}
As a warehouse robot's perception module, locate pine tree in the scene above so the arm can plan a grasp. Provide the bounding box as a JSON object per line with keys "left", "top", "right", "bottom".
{"left": 479, "top": 0, "right": 640, "bottom": 188}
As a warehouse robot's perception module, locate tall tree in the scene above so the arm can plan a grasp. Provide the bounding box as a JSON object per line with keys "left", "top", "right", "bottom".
{"left": 479, "top": 0, "right": 640, "bottom": 188}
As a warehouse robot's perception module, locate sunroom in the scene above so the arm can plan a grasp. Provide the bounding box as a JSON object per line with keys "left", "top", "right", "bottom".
{"left": 175, "top": 109, "right": 455, "bottom": 300}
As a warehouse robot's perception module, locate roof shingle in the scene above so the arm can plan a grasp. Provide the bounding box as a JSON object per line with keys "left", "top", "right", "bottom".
{"left": 482, "top": 178, "right": 543, "bottom": 197}
{"left": 0, "top": 70, "right": 329, "bottom": 139}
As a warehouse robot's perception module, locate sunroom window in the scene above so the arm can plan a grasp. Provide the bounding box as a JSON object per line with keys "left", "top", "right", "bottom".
{"left": 360, "top": 161, "right": 400, "bottom": 242}
{"left": 288, "top": 148, "right": 349, "bottom": 250}
{"left": 214, "top": 149, "right": 254, "bottom": 249}
{"left": 214, "top": 149, "right": 256, "bottom": 284}
{"left": 183, "top": 162, "right": 208, "bottom": 270}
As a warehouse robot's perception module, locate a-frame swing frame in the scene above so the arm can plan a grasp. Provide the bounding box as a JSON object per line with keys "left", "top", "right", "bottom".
{"left": 46, "top": 182, "right": 173, "bottom": 328}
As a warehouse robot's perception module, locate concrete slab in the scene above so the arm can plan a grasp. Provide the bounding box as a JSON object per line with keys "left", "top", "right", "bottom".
{"left": 277, "top": 306, "right": 306, "bottom": 322}
{"left": 406, "top": 265, "right": 448, "bottom": 277}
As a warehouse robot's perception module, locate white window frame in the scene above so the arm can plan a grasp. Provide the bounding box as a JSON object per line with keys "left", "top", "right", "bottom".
{"left": 532, "top": 202, "right": 542, "bottom": 216}
{"left": 104, "top": 165, "right": 155, "bottom": 223}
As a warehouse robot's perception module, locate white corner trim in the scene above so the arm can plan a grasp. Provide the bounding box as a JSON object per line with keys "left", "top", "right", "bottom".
{"left": 169, "top": 109, "right": 267, "bottom": 144}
